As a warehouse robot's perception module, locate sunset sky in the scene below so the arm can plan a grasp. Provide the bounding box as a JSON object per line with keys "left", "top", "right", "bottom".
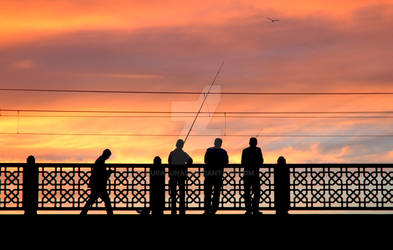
{"left": 1, "top": 0, "right": 393, "bottom": 163}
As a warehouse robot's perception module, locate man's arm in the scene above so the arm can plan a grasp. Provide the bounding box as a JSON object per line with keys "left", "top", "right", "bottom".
{"left": 107, "top": 166, "right": 114, "bottom": 175}
{"left": 168, "top": 152, "right": 172, "bottom": 165}
{"left": 241, "top": 149, "right": 246, "bottom": 166}
{"left": 259, "top": 148, "right": 264, "bottom": 165}
{"left": 186, "top": 152, "right": 193, "bottom": 166}
{"left": 204, "top": 149, "right": 209, "bottom": 164}
{"left": 105, "top": 167, "right": 114, "bottom": 179}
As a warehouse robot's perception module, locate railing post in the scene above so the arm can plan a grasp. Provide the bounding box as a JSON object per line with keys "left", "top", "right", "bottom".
{"left": 150, "top": 156, "right": 165, "bottom": 215}
{"left": 274, "top": 156, "right": 290, "bottom": 215}
{"left": 23, "top": 155, "right": 38, "bottom": 215}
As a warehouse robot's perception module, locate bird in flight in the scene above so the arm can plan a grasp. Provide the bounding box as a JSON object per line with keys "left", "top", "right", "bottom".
{"left": 267, "top": 17, "right": 280, "bottom": 23}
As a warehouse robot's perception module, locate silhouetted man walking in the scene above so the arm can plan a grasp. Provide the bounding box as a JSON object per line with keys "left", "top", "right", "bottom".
{"left": 168, "top": 139, "right": 192, "bottom": 215}
{"left": 241, "top": 137, "right": 263, "bottom": 215}
{"left": 204, "top": 138, "right": 228, "bottom": 215}
{"left": 81, "top": 149, "right": 114, "bottom": 215}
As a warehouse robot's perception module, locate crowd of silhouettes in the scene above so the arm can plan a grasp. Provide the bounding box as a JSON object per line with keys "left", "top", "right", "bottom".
{"left": 22, "top": 137, "right": 290, "bottom": 216}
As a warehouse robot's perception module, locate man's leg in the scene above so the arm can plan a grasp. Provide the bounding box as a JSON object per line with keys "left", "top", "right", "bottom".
{"left": 252, "top": 175, "right": 261, "bottom": 214}
{"left": 244, "top": 176, "right": 252, "bottom": 214}
{"left": 81, "top": 191, "right": 98, "bottom": 215}
{"left": 158, "top": 188, "right": 165, "bottom": 215}
{"left": 169, "top": 178, "right": 177, "bottom": 215}
{"left": 212, "top": 174, "right": 223, "bottom": 214}
{"left": 179, "top": 177, "right": 186, "bottom": 215}
{"left": 204, "top": 176, "right": 213, "bottom": 214}
{"left": 101, "top": 190, "right": 114, "bottom": 215}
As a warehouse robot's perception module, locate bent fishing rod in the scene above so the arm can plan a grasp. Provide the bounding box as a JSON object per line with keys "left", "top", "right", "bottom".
{"left": 183, "top": 61, "right": 225, "bottom": 144}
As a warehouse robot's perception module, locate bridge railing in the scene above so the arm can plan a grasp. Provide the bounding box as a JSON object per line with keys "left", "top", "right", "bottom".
{"left": 1, "top": 163, "right": 392, "bottom": 211}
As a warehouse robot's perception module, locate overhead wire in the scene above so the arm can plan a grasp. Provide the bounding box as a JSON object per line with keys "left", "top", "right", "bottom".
{"left": 2, "top": 88, "right": 393, "bottom": 95}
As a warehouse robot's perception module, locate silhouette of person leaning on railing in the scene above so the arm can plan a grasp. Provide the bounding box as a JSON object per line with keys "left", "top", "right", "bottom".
{"left": 23, "top": 155, "right": 39, "bottom": 215}
{"left": 241, "top": 137, "right": 263, "bottom": 215}
{"left": 274, "top": 156, "right": 290, "bottom": 216}
{"left": 81, "top": 149, "right": 114, "bottom": 215}
{"left": 168, "top": 139, "right": 193, "bottom": 215}
{"left": 203, "top": 138, "right": 228, "bottom": 215}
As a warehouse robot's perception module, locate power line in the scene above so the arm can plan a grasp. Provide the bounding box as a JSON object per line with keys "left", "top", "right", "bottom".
{"left": 3, "top": 114, "right": 393, "bottom": 119}
{"left": 2, "top": 88, "right": 393, "bottom": 95}
{"left": 1, "top": 132, "right": 393, "bottom": 137}
{"left": 2, "top": 109, "right": 393, "bottom": 114}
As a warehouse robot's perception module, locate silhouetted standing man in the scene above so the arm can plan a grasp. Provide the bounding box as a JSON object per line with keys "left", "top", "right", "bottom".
{"left": 275, "top": 156, "right": 290, "bottom": 216}
{"left": 241, "top": 137, "right": 263, "bottom": 215}
{"left": 23, "top": 155, "right": 39, "bottom": 215}
{"left": 204, "top": 138, "right": 228, "bottom": 215}
{"left": 150, "top": 156, "right": 165, "bottom": 215}
{"left": 81, "top": 149, "right": 114, "bottom": 215}
{"left": 168, "top": 139, "right": 192, "bottom": 215}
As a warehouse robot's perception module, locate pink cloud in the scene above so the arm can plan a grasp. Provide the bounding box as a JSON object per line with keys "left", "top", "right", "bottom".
{"left": 11, "top": 59, "right": 37, "bottom": 69}
{"left": 1, "top": 3, "right": 393, "bottom": 163}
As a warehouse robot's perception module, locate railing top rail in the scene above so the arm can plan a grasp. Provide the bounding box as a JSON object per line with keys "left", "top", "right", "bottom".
{"left": 1, "top": 163, "right": 393, "bottom": 168}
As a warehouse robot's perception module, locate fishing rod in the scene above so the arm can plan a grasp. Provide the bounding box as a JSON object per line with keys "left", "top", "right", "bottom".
{"left": 183, "top": 61, "right": 224, "bottom": 144}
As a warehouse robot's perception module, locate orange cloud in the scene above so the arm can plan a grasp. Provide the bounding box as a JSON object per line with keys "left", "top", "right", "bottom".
{"left": 11, "top": 59, "right": 37, "bottom": 69}
{"left": 81, "top": 73, "right": 163, "bottom": 79}
{"left": 1, "top": 0, "right": 392, "bottom": 47}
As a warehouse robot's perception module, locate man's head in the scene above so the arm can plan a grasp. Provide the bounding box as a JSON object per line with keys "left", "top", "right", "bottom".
{"left": 249, "top": 137, "right": 258, "bottom": 147}
{"left": 102, "top": 149, "right": 112, "bottom": 160}
{"left": 214, "top": 138, "right": 222, "bottom": 148}
{"left": 176, "top": 139, "right": 184, "bottom": 149}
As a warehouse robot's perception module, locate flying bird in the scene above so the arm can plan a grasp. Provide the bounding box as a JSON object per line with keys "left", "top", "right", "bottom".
{"left": 267, "top": 17, "right": 280, "bottom": 23}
